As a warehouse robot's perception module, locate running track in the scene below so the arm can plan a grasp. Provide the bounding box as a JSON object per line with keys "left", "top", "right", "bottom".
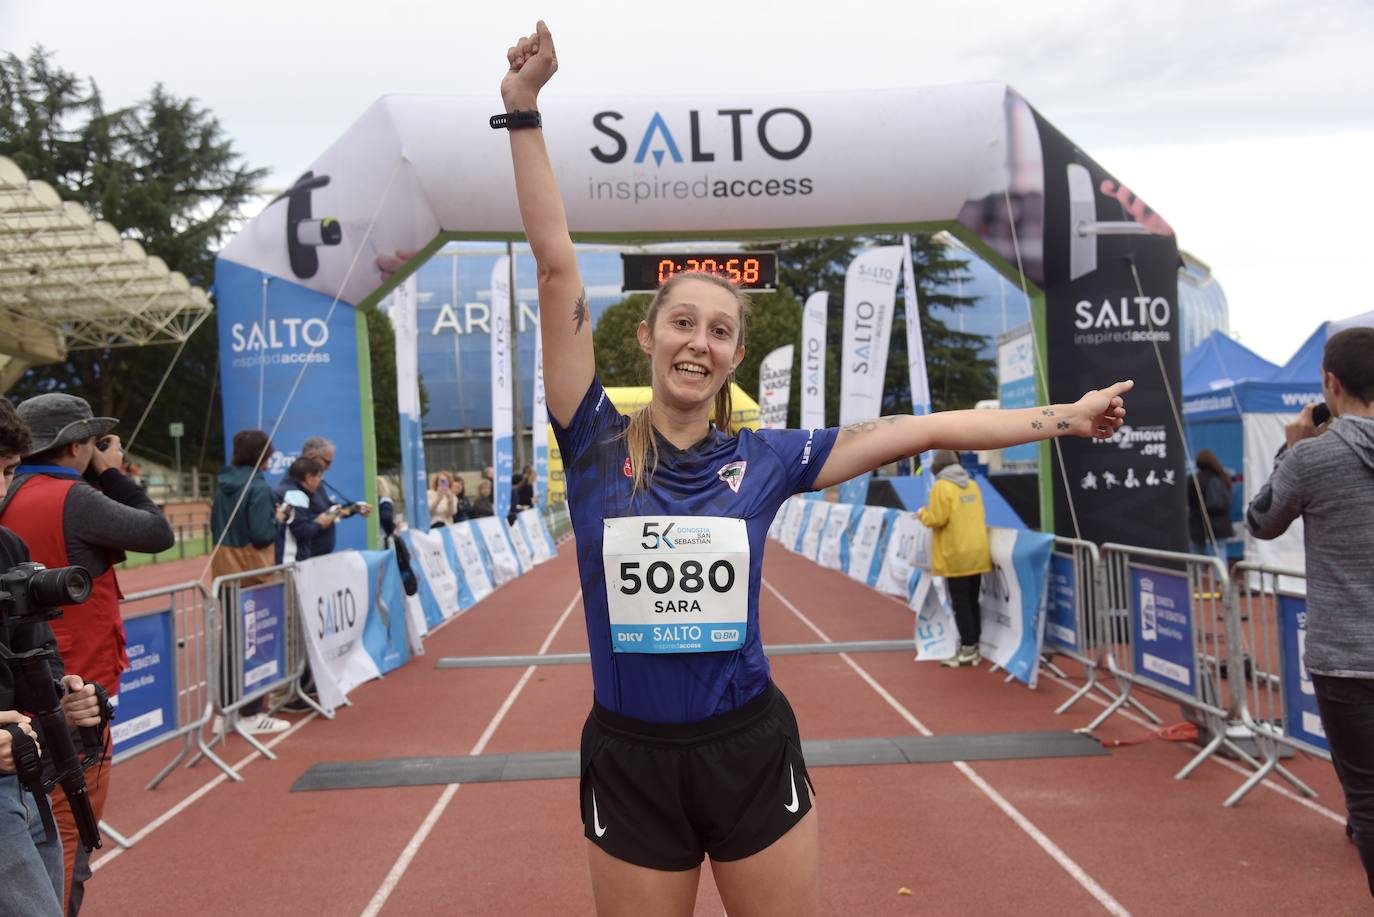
{"left": 85, "top": 543, "right": 1369, "bottom": 915}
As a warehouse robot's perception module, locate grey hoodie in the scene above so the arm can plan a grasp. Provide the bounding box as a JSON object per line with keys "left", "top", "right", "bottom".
{"left": 936, "top": 463, "right": 973, "bottom": 488}
{"left": 1247, "top": 414, "right": 1374, "bottom": 677}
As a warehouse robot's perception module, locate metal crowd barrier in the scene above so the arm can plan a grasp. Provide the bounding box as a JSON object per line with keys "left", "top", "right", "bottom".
{"left": 1222, "top": 562, "right": 1323, "bottom": 806}
{"left": 193, "top": 563, "right": 328, "bottom": 779}
{"left": 101, "top": 580, "right": 228, "bottom": 848}
{"left": 543, "top": 501, "right": 572, "bottom": 542}
{"left": 1043, "top": 537, "right": 1111, "bottom": 714}
{"left": 1084, "top": 544, "right": 1257, "bottom": 780}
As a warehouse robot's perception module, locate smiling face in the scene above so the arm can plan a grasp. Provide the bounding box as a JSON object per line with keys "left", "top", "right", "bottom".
{"left": 638, "top": 276, "right": 746, "bottom": 415}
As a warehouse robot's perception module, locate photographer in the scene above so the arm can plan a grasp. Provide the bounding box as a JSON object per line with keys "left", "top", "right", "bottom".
{"left": 1247, "top": 327, "right": 1374, "bottom": 898}
{"left": 298, "top": 437, "right": 370, "bottom": 556}
{"left": 274, "top": 456, "right": 335, "bottom": 565}
{"left": 0, "top": 399, "right": 103, "bottom": 917}
{"left": 0, "top": 394, "right": 173, "bottom": 915}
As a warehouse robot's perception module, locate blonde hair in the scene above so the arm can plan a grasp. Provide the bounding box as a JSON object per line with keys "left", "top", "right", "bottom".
{"left": 428, "top": 470, "right": 452, "bottom": 491}
{"left": 620, "top": 271, "right": 751, "bottom": 493}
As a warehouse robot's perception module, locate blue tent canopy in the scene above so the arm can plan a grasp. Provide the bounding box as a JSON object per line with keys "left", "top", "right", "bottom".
{"left": 1182, "top": 330, "right": 1278, "bottom": 397}
{"left": 1270, "top": 310, "right": 1374, "bottom": 385}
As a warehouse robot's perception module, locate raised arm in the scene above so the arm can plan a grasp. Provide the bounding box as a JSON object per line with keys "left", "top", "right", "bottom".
{"left": 501, "top": 21, "right": 593, "bottom": 426}
{"left": 812, "top": 380, "right": 1133, "bottom": 489}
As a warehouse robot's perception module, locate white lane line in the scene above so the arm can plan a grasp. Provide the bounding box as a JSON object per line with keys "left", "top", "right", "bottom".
{"left": 91, "top": 712, "right": 319, "bottom": 873}
{"left": 1034, "top": 669, "right": 1347, "bottom": 824}
{"left": 763, "top": 578, "right": 1132, "bottom": 917}
{"left": 359, "top": 588, "right": 582, "bottom": 917}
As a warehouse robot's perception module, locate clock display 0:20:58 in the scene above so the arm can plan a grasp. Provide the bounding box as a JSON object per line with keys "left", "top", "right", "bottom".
{"left": 657, "top": 257, "right": 761, "bottom": 285}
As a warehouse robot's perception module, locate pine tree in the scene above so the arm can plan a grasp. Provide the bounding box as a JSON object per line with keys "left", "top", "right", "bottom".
{"left": 1, "top": 48, "right": 267, "bottom": 470}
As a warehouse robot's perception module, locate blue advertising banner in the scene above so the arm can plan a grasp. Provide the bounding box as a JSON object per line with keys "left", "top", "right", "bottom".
{"left": 215, "top": 257, "right": 373, "bottom": 552}
{"left": 1045, "top": 552, "right": 1078, "bottom": 652}
{"left": 360, "top": 549, "right": 412, "bottom": 676}
{"left": 113, "top": 611, "right": 178, "bottom": 755}
{"left": 1278, "top": 593, "right": 1328, "bottom": 753}
{"left": 239, "top": 582, "right": 288, "bottom": 696}
{"left": 985, "top": 529, "right": 1054, "bottom": 687}
{"left": 1131, "top": 565, "right": 1195, "bottom": 695}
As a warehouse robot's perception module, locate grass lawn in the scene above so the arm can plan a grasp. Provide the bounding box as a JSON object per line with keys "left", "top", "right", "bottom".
{"left": 118, "top": 535, "right": 211, "bottom": 569}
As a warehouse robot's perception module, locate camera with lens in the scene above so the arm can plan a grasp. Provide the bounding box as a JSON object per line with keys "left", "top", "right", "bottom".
{"left": 1, "top": 560, "right": 110, "bottom": 852}
{"left": 0, "top": 562, "right": 93, "bottom": 623}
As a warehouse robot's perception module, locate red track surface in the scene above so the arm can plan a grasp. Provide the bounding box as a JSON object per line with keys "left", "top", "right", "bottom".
{"left": 83, "top": 544, "right": 1368, "bottom": 915}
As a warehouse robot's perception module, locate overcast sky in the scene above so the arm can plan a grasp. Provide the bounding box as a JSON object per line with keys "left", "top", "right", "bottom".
{"left": 5, "top": 0, "right": 1372, "bottom": 364}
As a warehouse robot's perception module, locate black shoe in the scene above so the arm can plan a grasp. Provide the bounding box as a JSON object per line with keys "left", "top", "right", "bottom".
{"left": 279, "top": 694, "right": 318, "bottom": 714}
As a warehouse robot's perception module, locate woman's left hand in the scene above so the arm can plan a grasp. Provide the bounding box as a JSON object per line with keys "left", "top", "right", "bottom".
{"left": 1072, "top": 380, "right": 1133, "bottom": 439}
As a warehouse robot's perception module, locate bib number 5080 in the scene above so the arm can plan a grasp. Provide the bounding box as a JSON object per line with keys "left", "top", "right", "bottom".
{"left": 618, "top": 560, "right": 736, "bottom": 595}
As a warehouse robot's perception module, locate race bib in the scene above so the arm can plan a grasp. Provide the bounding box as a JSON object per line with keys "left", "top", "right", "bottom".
{"left": 602, "top": 515, "right": 749, "bottom": 653}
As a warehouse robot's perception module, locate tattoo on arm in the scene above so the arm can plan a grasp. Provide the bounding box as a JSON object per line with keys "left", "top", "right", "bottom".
{"left": 1057, "top": 421, "right": 1070, "bottom": 430}
{"left": 1042, "top": 409, "right": 1055, "bottom": 416}
{"left": 838, "top": 416, "right": 902, "bottom": 438}
{"left": 1031, "top": 420, "right": 1044, "bottom": 430}
{"left": 572, "top": 290, "right": 588, "bottom": 335}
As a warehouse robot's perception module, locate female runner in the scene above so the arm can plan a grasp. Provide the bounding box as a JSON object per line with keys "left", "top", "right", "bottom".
{"left": 500, "top": 21, "right": 1131, "bottom": 917}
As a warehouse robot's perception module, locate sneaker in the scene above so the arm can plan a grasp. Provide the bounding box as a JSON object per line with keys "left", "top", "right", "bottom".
{"left": 242, "top": 714, "right": 291, "bottom": 735}
{"left": 942, "top": 646, "right": 982, "bottom": 667}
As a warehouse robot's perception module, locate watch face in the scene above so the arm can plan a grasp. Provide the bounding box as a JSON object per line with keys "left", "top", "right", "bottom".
{"left": 621, "top": 252, "right": 777, "bottom": 292}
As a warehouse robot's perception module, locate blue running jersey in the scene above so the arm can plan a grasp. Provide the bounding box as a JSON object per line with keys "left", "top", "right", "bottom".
{"left": 551, "top": 378, "right": 839, "bottom": 724}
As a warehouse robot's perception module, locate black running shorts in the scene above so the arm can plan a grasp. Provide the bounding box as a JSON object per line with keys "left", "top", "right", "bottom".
{"left": 578, "top": 681, "right": 815, "bottom": 871}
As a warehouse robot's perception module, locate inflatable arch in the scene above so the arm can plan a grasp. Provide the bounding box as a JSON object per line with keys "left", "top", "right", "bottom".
{"left": 216, "top": 85, "right": 1185, "bottom": 551}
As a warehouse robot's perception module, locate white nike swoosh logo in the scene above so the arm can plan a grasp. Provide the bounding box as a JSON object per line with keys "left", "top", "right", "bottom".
{"left": 784, "top": 764, "right": 800, "bottom": 814}
{"left": 592, "top": 789, "right": 607, "bottom": 837}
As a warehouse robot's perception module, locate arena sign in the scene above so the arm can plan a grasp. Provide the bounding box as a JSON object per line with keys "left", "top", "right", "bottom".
{"left": 216, "top": 84, "right": 1185, "bottom": 551}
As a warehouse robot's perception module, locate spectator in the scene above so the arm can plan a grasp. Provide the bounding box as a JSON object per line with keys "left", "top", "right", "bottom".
{"left": 451, "top": 475, "right": 473, "bottom": 523}
{"left": 211, "top": 430, "right": 282, "bottom": 581}
{"left": 1246, "top": 327, "right": 1374, "bottom": 898}
{"left": 0, "top": 393, "right": 174, "bottom": 915}
{"left": 471, "top": 477, "right": 494, "bottom": 518}
{"left": 298, "top": 436, "right": 370, "bottom": 556}
{"left": 1187, "top": 449, "right": 1234, "bottom": 559}
{"left": 427, "top": 471, "right": 460, "bottom": 527}
{"left": 209, "top": 430, "right": 290, "bottom": 737}
{"left": 274, "top": 456, "right": 334, "bottom": 564}
{"left": 376, "top": 476, "right": 396, "bottom": 546}
{"left": 916, "top": 450, "right": 992, "bottom": 668}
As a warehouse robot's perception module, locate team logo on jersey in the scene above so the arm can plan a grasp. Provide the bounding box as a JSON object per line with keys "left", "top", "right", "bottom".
{"left": 717, "top": 460, "right": 747, "bottom": 493}
{"left": 622, "top": 456, "right": 633, "bottom": 478}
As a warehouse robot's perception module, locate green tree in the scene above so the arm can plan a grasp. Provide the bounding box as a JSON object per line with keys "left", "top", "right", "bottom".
{"left": 592, "top": 295, "right": 651, "bottom": 385}
{"left": 1, "top": 47, "right": 267, "bottom": 470}
{"left": 362, "top": 303, "right": 401, "bottom": 471}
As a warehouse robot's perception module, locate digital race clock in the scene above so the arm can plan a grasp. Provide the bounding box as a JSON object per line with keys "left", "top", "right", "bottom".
{"left": 621, "top": 252, "right": 778, "bottom": 292}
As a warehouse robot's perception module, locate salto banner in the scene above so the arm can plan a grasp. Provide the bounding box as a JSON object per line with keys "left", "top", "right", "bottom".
{"left": 388, "top": 274, "right": 430, "bottom": 531}
{"left": 214, "top": 261, "right": 373, "bottom": 552}
{"left": 800, "top": 292, "right": 828, "bottom": 430}
{"left": 490, "top": 256, "right": 514, "bottom": 523}
{"left": 901, "top": 234, "right": 931, "bottom": 471}
{"left": 840, "top": 246, "right": 903, "bottom": 426}
{"left": 533, "top": 321, "right": 549, "bottom": 507}
{"left": 758, "top": 344, "right": 794, "bottom": 429}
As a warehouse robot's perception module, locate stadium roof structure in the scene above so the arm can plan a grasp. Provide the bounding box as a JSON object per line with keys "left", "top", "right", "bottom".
{"left": 0, "top": 155, "right": 213, "bottom": 389}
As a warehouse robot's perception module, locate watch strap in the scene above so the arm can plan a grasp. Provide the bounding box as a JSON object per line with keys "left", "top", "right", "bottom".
{"left": 490, "top": 110, "right": 542, "bottom": 130}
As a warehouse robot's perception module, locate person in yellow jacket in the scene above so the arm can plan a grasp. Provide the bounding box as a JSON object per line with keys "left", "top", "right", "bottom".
{"left": 918, "top": 451, "right": 992, "bottom": 667}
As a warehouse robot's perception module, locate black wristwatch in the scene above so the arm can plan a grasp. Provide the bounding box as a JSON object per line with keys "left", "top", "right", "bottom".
{"left": 490, "top": 110, "right": 542, "bottom": 130}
